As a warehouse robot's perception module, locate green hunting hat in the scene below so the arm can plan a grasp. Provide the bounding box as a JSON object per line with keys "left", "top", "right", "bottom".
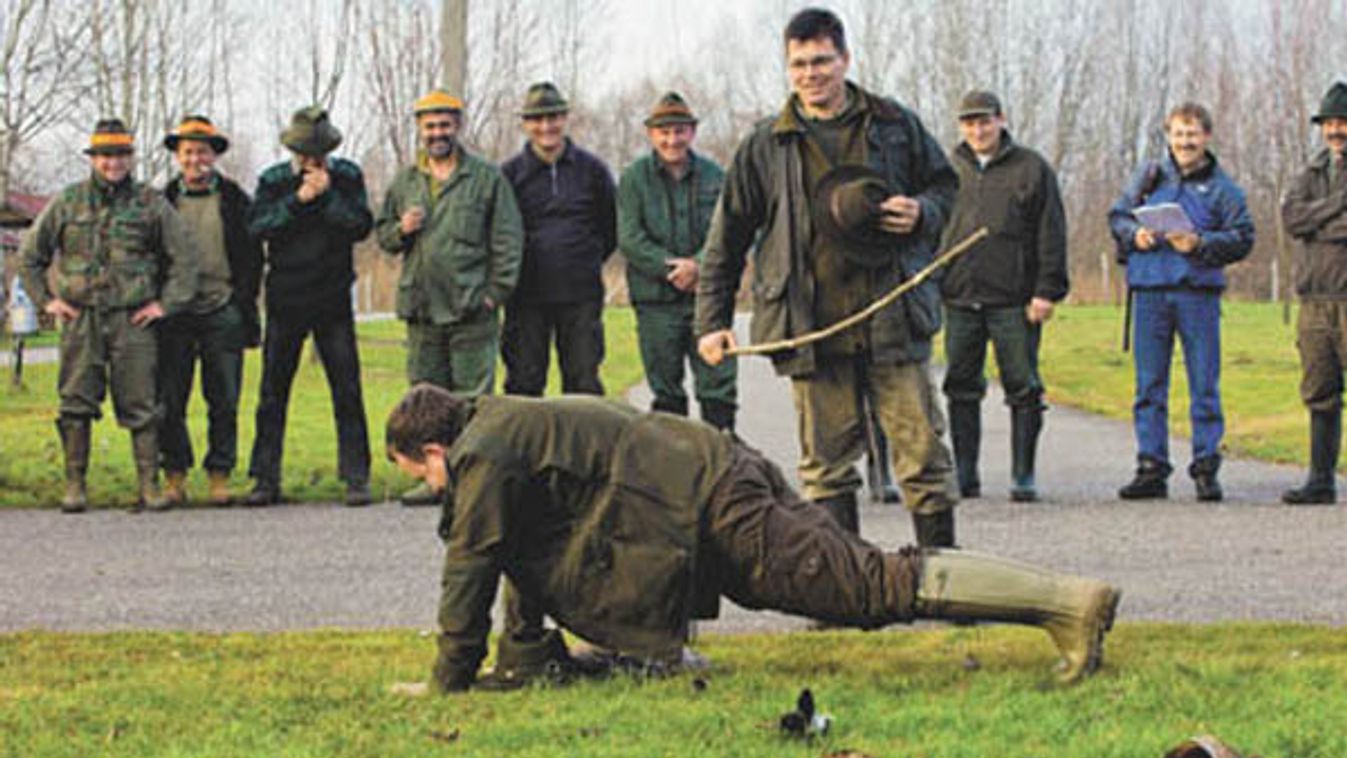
{"left": 644, "top": 91, "right": 698, "bottom": 128}
{"left": 280, "top": 105, "right": 343, "bottom": 156}
{"left": 812, "top": 164, "right": 896, "bottom": 268}
{"left": 84, "top": 118, "right": 135, "bottom": 156}
{"left": 519, "top": 82, "right": 569, "bottom": 118}
{"left": 1312, "top": 82, "right": 1347, "bottom": 124}
{"left": 957, "top": 90, "right": 1002, "bottom": 120}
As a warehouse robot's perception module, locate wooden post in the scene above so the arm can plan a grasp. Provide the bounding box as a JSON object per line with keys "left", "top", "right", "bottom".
{"left": 441, "top": 0, "right": 468, "bottom": 96}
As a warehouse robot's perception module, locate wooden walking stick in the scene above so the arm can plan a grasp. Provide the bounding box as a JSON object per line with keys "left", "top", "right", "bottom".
{"left": 726, "top": 227, "right": 990, "bottom": 357}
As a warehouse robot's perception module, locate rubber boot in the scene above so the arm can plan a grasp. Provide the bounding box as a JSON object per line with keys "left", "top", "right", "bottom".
{"left": 947, "top": 401, "right": 982, "bottom": 498}
{"left": 1188, "top": 456, "right": 1223, "bottom": 502}
{"left": 57, "top": 417, "right": 90, "bottom": 514}
{"left": 163, "top": 470, "right": 188, "bottom": 506}
{"left": 699, "top": 399, "right": 736, "bottom": 432}
{"left": 207, "top": 471, "right": 232, "bottom": 507}
{"left": 401, "top": 480, "right": 441, "bottom": 507}
{"left": 813, "top": 492, "right": 859, "bottom": 535}
{"left": 1283, "top": 409, "right": 1340, "bottom": 505}
{"left": 912, "top": 510, "right": 956, "bottom": 548}
{"left": 1118, "top": 458, "right": 1171, "bottom": 500}
{"left": 132, "top": 428, "right": 171, "bottom": 512}
{"left": 914, "top": 549, "right": 1122, "bottom": 684}
{"left": 1010, "top": 406, "right": 1043, "bottom": 502}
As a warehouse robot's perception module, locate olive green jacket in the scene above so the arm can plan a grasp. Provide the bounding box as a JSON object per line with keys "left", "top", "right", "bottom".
{"left": 435, "top": 395, "right": 733, "bottom": 689}
{"left": 376, "top": 151, "right": 523, "bottom": 324}
{"left": 20, "top": 175, "right": 198, "bottom": 313}
{"left": 617, "top": 151, "right": 724, "bottom": 306}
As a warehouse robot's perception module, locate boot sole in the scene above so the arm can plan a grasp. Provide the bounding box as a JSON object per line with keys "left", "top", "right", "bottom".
{"left": 1073, "top": 587, "right": 1122, "bottom": 683}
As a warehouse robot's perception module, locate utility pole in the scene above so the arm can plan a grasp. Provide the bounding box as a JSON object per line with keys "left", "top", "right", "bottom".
{"left": 441, "top": 0, "right": 468, "bottom": 95}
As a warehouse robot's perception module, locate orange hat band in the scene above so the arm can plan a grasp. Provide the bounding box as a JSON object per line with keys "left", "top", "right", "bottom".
{"left": 90, "top": 133, "right": 134, "bottom": 149}
{"left": 177, "top": 121, "right": 219, "bottom": 137}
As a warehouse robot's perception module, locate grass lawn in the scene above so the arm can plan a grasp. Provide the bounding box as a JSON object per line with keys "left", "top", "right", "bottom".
{"left": 2, "top": 624, "right": 1344, "bottom": 756}
{"left": 0, "top": 309, "right": 643, "bottom": 508}
{"left": 1038, "top": 301, "right": 1307, "bottom": 465}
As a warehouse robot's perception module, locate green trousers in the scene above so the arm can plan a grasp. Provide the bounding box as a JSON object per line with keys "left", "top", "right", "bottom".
{"left": 634, "top": 304, "right": 737, "bottom": 415}
{"left": 407, "top": 312, "right": 500, "bottom": 395}
{"left": 58, "top": 307, "right": 159, "bottom": 430}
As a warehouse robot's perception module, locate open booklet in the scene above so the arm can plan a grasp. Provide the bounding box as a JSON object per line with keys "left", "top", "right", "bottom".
{"left": 1133, "top": 202, "right": 1195, "bottom": 234}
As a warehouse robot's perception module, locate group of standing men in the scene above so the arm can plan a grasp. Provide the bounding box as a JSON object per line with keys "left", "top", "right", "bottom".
{"left": 17, "top": 5, "right": 1347, "bottom": 524}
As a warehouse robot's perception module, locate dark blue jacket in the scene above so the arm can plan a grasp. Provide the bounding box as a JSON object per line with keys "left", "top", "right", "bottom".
{"left": 1108, "top": 151, "right": 1254, "bottom": 291}
{"left": 502, "top": 139, "right": 617, "bottom": 304}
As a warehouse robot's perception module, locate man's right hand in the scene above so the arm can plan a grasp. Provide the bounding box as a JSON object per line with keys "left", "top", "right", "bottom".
{"left": 697, "top": 329, "right": 737, "bottom": 366}
{"left": 296, "top": 167, "right": 331, "bottom": 204}
{"left": 44, "top": 298, "right": 80, "bottom": 323}
{"left": 1134, "top": 227, "right": 1158, "bottom": 250}
{"left": 401, "top": 207, "right": 426, "bottom": 236}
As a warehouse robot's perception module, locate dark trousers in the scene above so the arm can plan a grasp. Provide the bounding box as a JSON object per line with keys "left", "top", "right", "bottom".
{"left": 158, "top": 302, "right": 246, "bottom": 473}
{"left": 502, "top": 300, "right": 604, "bottom": 396}
{"left": 942, "top": 304, "right": 1044, "bottom": 408}
{"left": 1131, "top": 288, "right": 1223, "bottom": 464}
{"left": 701, "top": 443, "right": 919, "bottom": 627}
{"left": 248, "top": 302, "right": 370, "bottom": 486}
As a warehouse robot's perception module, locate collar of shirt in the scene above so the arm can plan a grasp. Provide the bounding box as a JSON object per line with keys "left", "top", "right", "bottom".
{"left": 177, "top": 172, "right": 220, "bottom": 197}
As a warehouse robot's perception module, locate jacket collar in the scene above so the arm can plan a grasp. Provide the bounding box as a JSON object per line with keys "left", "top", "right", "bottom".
{"left": 954, "top": 130, "right": 1018, "bottom": 169}
{"left": 1161, "top": 148, "right": 1218, "bottom": 182}
{"left": 773, "top": 81, "right": 902, "bottom": 136}
{"left": 1309, "top": 147, "right": 1339, "bottom": 171}
{"left": 519, "top": 137, "right": 574, "bottom": 174}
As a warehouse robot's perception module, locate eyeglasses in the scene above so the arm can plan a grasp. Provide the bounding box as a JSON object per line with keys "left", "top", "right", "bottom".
{"left": 788, "top": 54, "right": 839, "bottom": 73}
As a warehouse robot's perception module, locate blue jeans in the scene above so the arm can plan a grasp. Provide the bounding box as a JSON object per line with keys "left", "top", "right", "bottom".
{"left": 1131, "top": 289, "right": 1223, "bottom": 465}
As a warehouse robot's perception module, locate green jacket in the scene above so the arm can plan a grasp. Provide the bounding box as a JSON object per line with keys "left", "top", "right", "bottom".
{"left": 20, "top": 175, "right": 197, "bottom": 314}
{"left": 376, "top": 151, "right": 523, "bottom": 324}
{"left": 1283, "top": 147, "right": 1347, "bottom": 301}
{"left": 695, "top": 84, "right": 957, "bottom": 376}
{"left": 617, "top": 151, "right": 724, "bottom": 306}
{"left": 435, "top": 395, "right": 733, "bottom": 689}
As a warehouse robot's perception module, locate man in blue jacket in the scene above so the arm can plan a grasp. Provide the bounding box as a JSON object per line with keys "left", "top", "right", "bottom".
{"left": 1108, "top": 102, "right": 1254, "bottom": 501}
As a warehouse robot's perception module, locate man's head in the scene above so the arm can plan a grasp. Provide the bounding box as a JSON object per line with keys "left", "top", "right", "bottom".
{"left": 165, "top": 115, "right": 228, "bottom": 186}
{"left": 385, "top": 383, "right": 471, "bottom": 489}
{"left": 956, "top": 91, "right": 1005, "bottom": 157}
{"left": 1164, "top": 102, "right": 1213, "bottom": 174}
{"left": 414, "top": 90, "right": 464, "bottom": 160}
{"left": 1312, "top": 82, "right": 1347, "bottom": 157}
{"left": 84, "top": 119, "right": 134, "bottom": 184}
{"left": 281, "top": 105, "right": 343, "bottom": 159}
{"left": 784, "top": 8, "right": 850, "bottom": 116}
{"left": 644, "top": 92, "right": 699, "bottom": 168}
{"left": 519, "top": 82, "right": 569, "bottom": 156}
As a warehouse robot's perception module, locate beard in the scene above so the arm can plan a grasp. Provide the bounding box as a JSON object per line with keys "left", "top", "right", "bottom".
{"left": 426, "top": 136, "right": 455, "bottom": 159}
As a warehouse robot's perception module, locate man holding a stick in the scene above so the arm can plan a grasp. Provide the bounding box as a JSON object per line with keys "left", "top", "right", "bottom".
{"left": 695, "top": 7, "right": 960, "bottom": 545}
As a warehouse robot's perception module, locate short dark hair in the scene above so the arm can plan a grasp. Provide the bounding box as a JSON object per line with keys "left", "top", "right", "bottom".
{"left": 385, "top": 383, "right": 470, "bottom": 461}
{"left": 1166, "top": 102, "right": 1213, "bottom": 134}
{"left": 784, "top": 7, "right": 847, "bottom": 54}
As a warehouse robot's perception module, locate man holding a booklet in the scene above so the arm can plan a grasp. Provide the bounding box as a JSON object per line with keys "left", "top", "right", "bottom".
{"left": 1108, "top": 102, "right": 1254, "bottom": 502}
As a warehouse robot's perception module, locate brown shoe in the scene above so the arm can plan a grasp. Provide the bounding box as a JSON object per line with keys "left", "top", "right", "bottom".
{"left": 164, "top": 470, "right": 188, "bottom": 506}
{"left": 207, "top": 471, "right": 232, "bottom": 506}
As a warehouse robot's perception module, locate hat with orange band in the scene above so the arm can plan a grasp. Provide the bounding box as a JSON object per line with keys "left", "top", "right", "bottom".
{"left": 164, "top": 114, "right": 230, "bottom": 154}
{"left": 84, "top": 119, "right": 135, "bottom": 156}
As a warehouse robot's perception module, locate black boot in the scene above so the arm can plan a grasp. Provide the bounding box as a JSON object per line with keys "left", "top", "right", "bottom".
{"left": 651, "top": 396, "right": 688, "bottom": 416}
{"left": 813, "top": 492, "right": 859, "bottom": 535}
{"left": 1118, "top": 458, "right": 1171, "bottom": 500}
{"left": 1010, "top": 406, "right": 1043, "bottom": 502}
{"left": 699, "top": 400, "right": 736, "bottom": 432}
{"left": 947, "top": 402, "right": 981, "bottom": 498}
{"left": 912, "top": 510, "right": 956, "bottom": 548}
{"left": 1188, "top": 456, "right": 1223, "bottom": 502}
{"left": 1283, "top": 409, "right": 1340, "bottom": 505}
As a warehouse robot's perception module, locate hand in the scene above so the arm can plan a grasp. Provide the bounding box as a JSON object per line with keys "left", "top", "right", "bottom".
{"left": 401, "top": 207, "right": 426, "bottom": 236}
{"left": 296, "top": 167, "right": 330, "bottom": 203}
{"left": 878, "top": 195, "right": 922, "bottom": 235}
{"left": 130, "top": 301, "right": 165, "bottom": 327}
{"left": 1134, "top": 227, "right": 1157, "bottom": 250}
{"left": 665, "top": 258, "right": 699, "bottom": 292}
{"left": 1025, "top": 297, "right": 1055, "bottom": 324}
{"left": 44, "top": 298, "right": 80, "bottom": 323}
{"left": 697, "top": 329, "right": 737, "bottom": 366}
{"left": 1167, "top": 231, "right": 1200, "bottom": 255}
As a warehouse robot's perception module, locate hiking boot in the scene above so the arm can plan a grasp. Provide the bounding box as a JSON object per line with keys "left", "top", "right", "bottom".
{"left": 243, "top": 481, "right": 280, "bottom": 507}
{"left": 57, "top": 417, "right": 91, "bottom": 514}
{"left": 207, "top": 471, "right": 232, "bottom": 507}
{"left": 132, "top": 428, "right": 171, "bottom": 512}
{"left": 1010, "top": 406, "right": 1043, "bottom": 502}
{"left": 163, "top": 470, "right": 189, "bottom": 506}
{"left": 1283, "top": 409, "right": 1340, "bottom": 506}
{"left": 1118, "top": 458, "right": 1171, "bottom": 500}
{"left": 400, "top": 480, "right": 440, "bottom": 507}
{"left": 948, "top": 401, "right": 982, "bottom": 498}
{"left": 912, "top": 509, "right": 956, "bottom": 548}
{"left": 344, "top": 481, "right": 374, "bottom": 507}
{"left": 1189, "top": 456, "right": 1223, "bottom": 502}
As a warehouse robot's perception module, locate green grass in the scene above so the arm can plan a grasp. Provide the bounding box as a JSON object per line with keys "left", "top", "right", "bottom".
{"left": 2, "top": 624, "right": 1344, "bottom": 756}
{"left": 1038, "top": 301, "right": 1307, "bottom": 464}
{"left": 0, "top": 309, "right": 643, "bottom": 508}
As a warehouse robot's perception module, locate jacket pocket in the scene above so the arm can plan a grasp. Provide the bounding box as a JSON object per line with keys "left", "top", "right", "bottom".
{"left": 450, "top": 200, "right": 487, "bottom": 247}
{"left": 56, "top": 259, "right": 98, "bottom": 304}
{"left": 110, "top": 216, "right": 154, "bottom": 262}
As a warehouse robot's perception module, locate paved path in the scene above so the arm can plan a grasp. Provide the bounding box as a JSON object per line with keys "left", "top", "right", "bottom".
{"left": 2, "top": 318, "right": 1345, "bottom": 633}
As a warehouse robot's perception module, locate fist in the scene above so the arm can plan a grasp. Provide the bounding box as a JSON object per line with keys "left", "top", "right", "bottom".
{"left": 401, "top": 207, "right": 426, "bottom": 236}
{"left": 1134, "top": 227, "right": 1157, "bottom": 250}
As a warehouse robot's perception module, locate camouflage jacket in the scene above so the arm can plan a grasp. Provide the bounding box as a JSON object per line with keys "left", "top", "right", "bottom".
{"left": 20, "top": 175, "right": 197, "bottom": 313}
